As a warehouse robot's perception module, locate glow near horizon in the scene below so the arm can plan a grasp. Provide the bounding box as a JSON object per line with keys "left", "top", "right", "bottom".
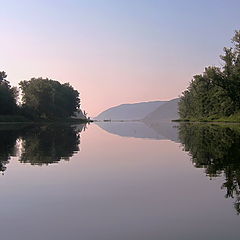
{"left": 0, "top": 0, "right": 239, "bottom": 116}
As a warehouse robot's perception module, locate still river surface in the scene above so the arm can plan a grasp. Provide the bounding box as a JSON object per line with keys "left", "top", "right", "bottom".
{"left": 0, "top": 121, "right": 240, "bottom": 240}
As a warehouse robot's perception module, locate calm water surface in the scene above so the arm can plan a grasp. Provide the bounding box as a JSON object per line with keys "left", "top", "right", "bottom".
{"left": 0, "top": 122, "right": 240, "bottom": 240}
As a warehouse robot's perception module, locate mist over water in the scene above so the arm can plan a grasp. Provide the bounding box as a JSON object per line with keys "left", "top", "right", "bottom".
{"left": 0, "top": 122, "right": 239, "bottom": 240}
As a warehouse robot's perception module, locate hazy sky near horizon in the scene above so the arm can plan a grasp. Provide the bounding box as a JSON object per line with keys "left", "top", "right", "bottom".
{"left": 1, "top": 0, "right": 240, "bottom": 116}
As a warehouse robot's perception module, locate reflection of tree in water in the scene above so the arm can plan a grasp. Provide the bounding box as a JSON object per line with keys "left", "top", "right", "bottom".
{"left": 0, "top": 124, "right": 84, "bottom": 172}
{"left": 0, "top": 125, "right": 22, "bottom": 173}
{"left": 179, "top": 123, "right": 240, "bottom": 214}
{"left": 20, "top": 125, "right": 81, "bottom": 165}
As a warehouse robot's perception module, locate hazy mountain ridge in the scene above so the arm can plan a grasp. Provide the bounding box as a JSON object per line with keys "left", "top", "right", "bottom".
{"left": 96, "top": 98, "right": 180, "bottom": 122}
{"left": 143, "top": 98, "right": 180, "bottom": 122}
{"left": 95, "top": 101, "right": 167, "bottom": 120}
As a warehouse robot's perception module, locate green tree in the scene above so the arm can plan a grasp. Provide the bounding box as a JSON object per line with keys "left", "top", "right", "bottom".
{"left": 0, "top": 71, "right": 18, "bottom": 115}
{"left": 179, "top": 30, "right": 240, "bottom": 119}
{"left": 19, "top": 78, "right": 80, "bottom": 119}
{"left": 0, "top": 71, "right": 7, "bottom": 82}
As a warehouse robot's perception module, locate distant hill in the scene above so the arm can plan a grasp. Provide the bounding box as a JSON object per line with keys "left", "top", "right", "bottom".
{"left": 143, "top": 98, "right": 180, "bottom": 122}
{"left": 95, "top": 101, "right": 167, "bottom": 120}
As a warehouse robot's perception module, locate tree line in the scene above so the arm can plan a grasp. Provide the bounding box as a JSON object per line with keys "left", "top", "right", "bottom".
{"left": 0, "top": 73, "right": 83, "bottom": 121}
{"left": 179, "top": 30, "right": 240, "bottom": 121}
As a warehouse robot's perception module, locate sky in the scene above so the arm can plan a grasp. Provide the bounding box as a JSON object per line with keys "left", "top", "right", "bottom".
{"left": 1, "top": 0, "right": 240, "bottom": 116}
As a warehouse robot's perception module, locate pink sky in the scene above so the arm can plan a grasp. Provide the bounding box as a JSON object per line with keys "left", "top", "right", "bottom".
{"left": 1, "top": 0, "right": 239, "bottom": 117}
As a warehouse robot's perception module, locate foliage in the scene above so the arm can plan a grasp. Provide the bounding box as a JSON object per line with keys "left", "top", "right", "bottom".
{"left": 0, "top": 71, "right": 18, "bottom": 115}
{"left": 19, "top": 78, "right": 80, "bottom": 119}
{"left": 0, "top": 72, "right": 83, "bottom": 121}
{"left": 179, "top": 31, "right": 240, "bottom": 120}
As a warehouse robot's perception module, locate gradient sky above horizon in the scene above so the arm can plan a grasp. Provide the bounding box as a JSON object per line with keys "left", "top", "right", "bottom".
{"left": 1, "top": 0, "right": 240, "bottom": 116}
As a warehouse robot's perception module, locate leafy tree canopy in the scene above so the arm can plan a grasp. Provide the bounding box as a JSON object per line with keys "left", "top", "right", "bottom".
{"left": 19, "top": 78, "right": 80, "bottom": 119}
{"left": 179, "top": 30, "right": 240, "bottom": 119}
{"left": 0, "top": 71, "right": 18, "bottom": 115}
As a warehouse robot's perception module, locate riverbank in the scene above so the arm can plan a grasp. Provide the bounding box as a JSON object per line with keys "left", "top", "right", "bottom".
{"left": 173, "top": 113, "right": 240, "bottom": 123}
{"left": 0, "top": 115, "right": 93, "bottom": 124}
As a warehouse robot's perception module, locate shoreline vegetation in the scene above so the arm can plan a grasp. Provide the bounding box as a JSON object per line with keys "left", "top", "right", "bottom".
{"left": 0, "top": 72, "right": 92, "bottom": 123}
{"left": 173, "top": 112, "right": 240, "bottom": 123}
{"left": 0, "top": 115, "right": 93, "bottom": 124}
{"left": 178, "top": 30, "right": 240, "bottom": 123}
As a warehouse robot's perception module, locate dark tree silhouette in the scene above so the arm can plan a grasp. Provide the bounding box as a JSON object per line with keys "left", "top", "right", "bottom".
{"left": 19, "top": 78, "right": 80, "bottom": 120}
{"left": 0, "top": 71, "right": 18, "bottom": 115}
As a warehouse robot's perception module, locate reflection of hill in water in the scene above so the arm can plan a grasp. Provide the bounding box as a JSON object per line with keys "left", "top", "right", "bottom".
{"left": 0, "top": 124, "right": 86, "bottom": 173}
{"left": 96, "top": 121, "right": 179, "bottom": 142}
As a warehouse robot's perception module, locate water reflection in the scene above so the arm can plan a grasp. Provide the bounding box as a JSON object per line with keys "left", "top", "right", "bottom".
{"left": 97, "top": 121, "right": 240, "bottom": 215}
{"left": 1, "top": 122, "right": 240, "bottom": 238}
{"left": 96, "top": 121, "right": 179, "bottom": 142}
{"left": 0, "top": 125, "right": 22, "bottom": 172}
{"left": 0, "top": 124, "right": 85, "bottom": 173}
{"left": 178, "top": 123, "right": 240, "bottom": 214}
{"left": 2, "top": 121, "right": 240, "bottom": 217}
